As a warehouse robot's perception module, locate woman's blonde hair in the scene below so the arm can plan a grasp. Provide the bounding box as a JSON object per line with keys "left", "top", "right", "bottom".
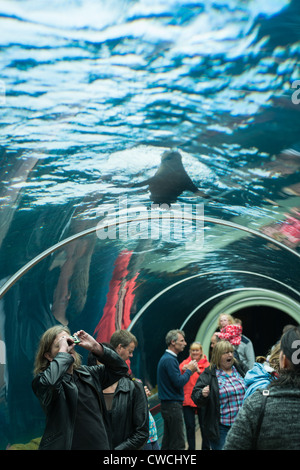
{"left": 256, "top": 342, "right": 281, "bottom": 372}
{"left": 33, "top": 325, "right": 82, "bottom": 376}
{"left": 189, "top": 342, "right": 203, "bottom": 355}
{"left": 268, "top": 342, "right": 280, "bottom": 372}
{"left": 210, "top": 340, "right": 234, "bottom": 369}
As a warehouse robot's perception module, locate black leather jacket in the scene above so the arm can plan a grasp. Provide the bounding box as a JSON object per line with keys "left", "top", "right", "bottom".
{"left": 32, "top": 345, "right": 128, "bottom": 450}
{"left": 110, "top": 376, "right": 149, "bottom": 450}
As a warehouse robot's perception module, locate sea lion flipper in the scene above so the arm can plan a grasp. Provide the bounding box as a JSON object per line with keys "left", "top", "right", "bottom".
{"left": 128, "top": 177, "right": 154, "bottom": 188}
{"left": 183, "top": 178, "right": 201, "bottom": 194}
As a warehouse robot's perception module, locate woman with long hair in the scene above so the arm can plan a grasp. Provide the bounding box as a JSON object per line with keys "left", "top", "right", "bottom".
{"left": 32, "top": 326, "right": 128, "bottom": 450}
{"left": 33, "top": 325, "right": 81, "bottom": 375}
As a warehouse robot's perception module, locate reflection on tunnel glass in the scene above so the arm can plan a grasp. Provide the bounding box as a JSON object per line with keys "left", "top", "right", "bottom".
{"left": 0, "top": 0, "right": 300, "bottom": 451}
{"left": 261, "top": 207, "right": 300, "bottom": 249}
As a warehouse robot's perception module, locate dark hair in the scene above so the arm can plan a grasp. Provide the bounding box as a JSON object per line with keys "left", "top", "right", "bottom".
{"left": 270, "top": 325, "right": 300, "bottom": 389}
{"left": 280, "top": 326, "right": 300, "bottom": 370}
{"left": 110, "top": 330, "right": 138, "bottom": 349}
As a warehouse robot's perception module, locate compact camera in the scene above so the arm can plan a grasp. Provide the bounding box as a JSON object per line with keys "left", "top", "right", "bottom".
{"left": 68, "top": 335, "right": 81, "bottom": 344}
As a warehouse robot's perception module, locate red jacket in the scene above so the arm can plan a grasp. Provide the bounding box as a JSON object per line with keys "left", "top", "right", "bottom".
{"left": 179, "top": 355, "right": 210, "bottom": 407}
{"left": 216, "top": 324, "right": 242, "bottom": 346}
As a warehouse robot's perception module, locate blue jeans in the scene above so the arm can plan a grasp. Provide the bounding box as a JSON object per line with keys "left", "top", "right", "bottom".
{"left": 209, "top": 423, "right": 230, "bottom": 450}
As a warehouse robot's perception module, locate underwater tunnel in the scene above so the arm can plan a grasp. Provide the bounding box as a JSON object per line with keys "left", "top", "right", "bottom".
{"left": 1, "top": 0, "right": 300, "bottom": 451}
{"left": 1, "top": 211, "right": 300, "bottom": 448}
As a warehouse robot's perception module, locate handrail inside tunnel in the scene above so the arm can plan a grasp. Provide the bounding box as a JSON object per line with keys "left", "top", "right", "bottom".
{"left": 1, "top": 214, "right": 300, "bottom": 370}
{"left": 1, "top": 214, "right": 300, "bottom": 354}
{"left": 1, "top": 213, "right": 300, "bottom": 300}
{"left": 1, "top": 212, "right": 300, "bottom": 449}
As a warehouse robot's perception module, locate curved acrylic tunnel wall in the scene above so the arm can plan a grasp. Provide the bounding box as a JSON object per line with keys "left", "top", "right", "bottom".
{"left": 0, "top": 214, "right": 300, "bottom": 448}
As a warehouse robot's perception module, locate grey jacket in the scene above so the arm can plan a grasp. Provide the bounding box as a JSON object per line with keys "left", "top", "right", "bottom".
{"left": 236, "top": 335, "right": 255, "bottom": 370}
{"left": 224, "top": 386, "right": 300, "bottom": 450}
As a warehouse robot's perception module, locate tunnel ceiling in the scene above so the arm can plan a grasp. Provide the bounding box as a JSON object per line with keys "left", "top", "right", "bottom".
{"left": 1, "top": 0, "right": 300, "bottom": 448}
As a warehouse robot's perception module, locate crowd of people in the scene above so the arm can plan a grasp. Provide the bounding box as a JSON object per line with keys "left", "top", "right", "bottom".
{"left": 31, "top": 314, "right": 300, "bottom": 451}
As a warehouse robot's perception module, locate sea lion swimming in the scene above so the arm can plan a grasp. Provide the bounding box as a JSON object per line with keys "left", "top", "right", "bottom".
{"left": 133, "top": 150, "right": 209, "bottom": 205}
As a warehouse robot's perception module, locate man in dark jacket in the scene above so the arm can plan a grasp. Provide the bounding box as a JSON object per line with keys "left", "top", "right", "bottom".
{"left": 88, "top": 330, "right": 149, "bottom": 450}
{"left": 32, "top": 326, "right": 128, "bottom": 450}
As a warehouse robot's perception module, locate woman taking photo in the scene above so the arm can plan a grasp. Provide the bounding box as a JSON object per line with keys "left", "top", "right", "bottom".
{"left": 191, "top": 340, "right": 246, "bottom": 450}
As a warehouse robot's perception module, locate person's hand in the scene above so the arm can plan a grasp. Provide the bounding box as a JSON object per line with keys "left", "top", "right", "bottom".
{"left": 187, "top": 360, "right": 198, "bottom": 373}
{"left": 144, "top": 386, "right": 151, "bottom": 397}
{"left": 58, "top": 335, "right": 74, "bottom": 354}
{"left": 72, "top": 330, "right": 101, "bottom": 353}
{"left": 202, "top": 385, "right": 210, "bottom": 397}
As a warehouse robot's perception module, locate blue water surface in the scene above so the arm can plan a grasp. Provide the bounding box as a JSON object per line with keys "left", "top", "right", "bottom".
{"left": 1, "top": 0, "right": 299, "bottom": 215}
